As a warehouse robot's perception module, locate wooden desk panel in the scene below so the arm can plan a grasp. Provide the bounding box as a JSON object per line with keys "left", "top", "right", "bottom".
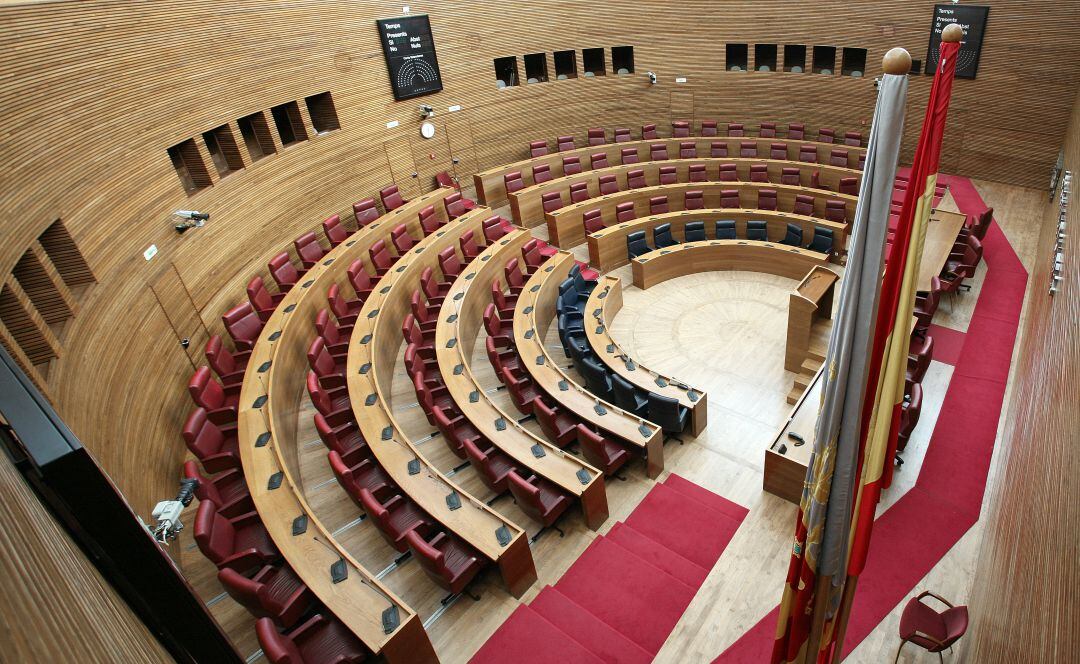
{"left": 436, "top": 230, "right": 608, "bottom": 529}
{"left": 513, "top": 252, "right": 665, "bottom": 477}
{"left": 474, "top": 137, "right": 866, "bottom": 207}
{"left": 547, "top": 182, "right": 856, "bottom": 249}
{"left": 631, "top": 240, "right": 830, "bottom": 290}
{"left": 509, "top": 158, "right": 862, "bottom": 225}
{"left": 584, "top": 276, "right": 707, "bottom": 436}
{"left": 917, "top": 209, "right": 967, "bottom": 291}
{"left": 588, "top": 208, "right": 847, "bottom": 273}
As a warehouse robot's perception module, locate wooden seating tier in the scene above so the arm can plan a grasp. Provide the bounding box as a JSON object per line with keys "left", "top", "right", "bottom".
{"left": 510, "top": 158, "right": 862, "bottom": 225}
{"left": 513, "top": 251, "right": 665, "bottom": 478}
{"left": 435, "top": 230, "right": 609, "bottom": 529}
{"left": 584, "top": 276, "right": 707, "bottom": 436}
{"left": 547, "top": 182, "right": 857, "bottom": 248}
{"left": 239, "top": 188, "right": 456, "bottom": 663}
{"left": 588, "top": 209, "right": 848, "bottom": 273}
{"left": 346, "top": 207, "right": 537, "bottom": 598}
{"left": 474, "top": 136, "right": 867, "bottom": 206}
{"left": 631, "top": 239, "right": 830, "bottom": 290}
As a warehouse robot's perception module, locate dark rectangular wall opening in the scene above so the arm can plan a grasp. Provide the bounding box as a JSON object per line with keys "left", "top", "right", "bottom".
{"left": 269, "top": 101, "right": 307, "bottom": 146}
{"left": 813, "top": 46, "right": 837, "bottom": 74}
{"left": 554, "top": 50, "right": 577, "bottom": 79}
{"left": 237, "top": 111, "right": 276, "bottom": 162}
{"left": 582, "top": 48, "right": 606, "bottom": 77}
{"left": 726, "top": 44, "right": 748, "bottom": 71}
{"left": 784, "top": 44, "right": 806, "bottom": 72}
{"left": 494, "top": 56, "right": 519, "bottom": 87}
{"left": 842, "top": 48, "right": 867, "bottom": 77}
{"left": 754, "top": 44, "right": 777, "bottom": 72}
{"left": 304, "top": 92, "right": 340, "bottom": 133}
{"left": 201, "top": 125, "right": 243, "bottom": 178}
{"left": 612, "top": 46, "right": 634, "bottom": 74}
{"left": 166, "top": 139, "right": 211, "bottom": 194}
{"left": 523, "top": 53, "right": 548, "bottom": 83}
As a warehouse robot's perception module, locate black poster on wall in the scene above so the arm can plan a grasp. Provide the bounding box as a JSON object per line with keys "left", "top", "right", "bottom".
{"left": 376, "top": 15, "right": 444, "bottom": 100}
{"left": 925, "top": 4, "right": 990, "bottom": 79}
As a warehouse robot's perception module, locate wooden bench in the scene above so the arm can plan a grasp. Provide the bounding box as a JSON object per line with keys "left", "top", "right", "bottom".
{"left": 632, "top": 239, "right": 830, "bottom": 290}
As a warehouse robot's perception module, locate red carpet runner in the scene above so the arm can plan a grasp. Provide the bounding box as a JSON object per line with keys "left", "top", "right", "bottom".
{"left": 715, "top": 175, "right": 1027, "bottom": 661}
{"left": 471, "top": 475, "right": 748, "bottom": 663}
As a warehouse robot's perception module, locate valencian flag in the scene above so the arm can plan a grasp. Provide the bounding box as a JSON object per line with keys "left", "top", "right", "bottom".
{"left": 772, "top": 28, "right": 962, "bottom": 664}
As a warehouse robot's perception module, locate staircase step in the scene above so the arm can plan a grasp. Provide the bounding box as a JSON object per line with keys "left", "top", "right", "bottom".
{"left": 607, "top": 522, "right": 709, "bottom": 588}
{"left": 469, "top": 604, "right": 604, "bottom": 664}
{"left": 530, "top": 586, "right": 653, "bottom": 664}
{"left": 662, "top": 474, "right": 751, "bottom": 524}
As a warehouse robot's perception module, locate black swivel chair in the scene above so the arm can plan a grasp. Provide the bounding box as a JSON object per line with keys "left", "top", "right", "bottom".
{"left": 647, "top": 393, "right": 690, "bottom": 436}
{"left": 683, "top": 221, "right": 706, "bottom": 242}
{"left": 611, "top": 374, "right": 648, "bottom": 417}
{"left": 715, "top": 220, "right": 737, "bottom": 240}
{"left": 781, "top": 223, "right": 803, "bottom": 246}
{"left": 581, "top": 356, "right": 615, "bottom": 402}
{"left": 653, "top": 223, "right": 677, "bottom": 249}
{"left": 807, "top": 227, "right": 834, "bottom": 254}
{"left": 746, "top": 220, "right": 768, "bottom": 241}
{"left": 627, "top": 231, "right": 652, "bottom": 259}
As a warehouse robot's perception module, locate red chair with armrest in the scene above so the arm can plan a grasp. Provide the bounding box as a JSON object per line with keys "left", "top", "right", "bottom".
{"left": 405, "top": 530, "right": 484, "bottom": 596}
{"left": 218, "top": 565, "right": 314, "bottom": 629}
{"left": 193, "top": 500, "right": 278, "bottom": 574}
{"left": 506, "top": 470, "right": 572, "bottom": 534}
{"left": 256, "top": 614, "right": 370, "bottom": 664}
{"left": 182, "top": 411, "right": 241, "bottom": 475}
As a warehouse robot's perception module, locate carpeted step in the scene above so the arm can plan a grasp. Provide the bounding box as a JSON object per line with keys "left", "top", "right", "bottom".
{"left": 530, "top": 586, "right": 653, "bottom": 664}
{"left": 554, "top": 536, "right": 695, "bottom": 654}
{"left": 606, "top": 522, "right": 709, "bottom": 588}
{"left": 469, "top": 604, "right": 605, "bottom": 664}
{"left": 663, "top": 474, "right": 751, "bottom": 525}
{"left": 624, "top": 483, "right": 743, "bottom": 569}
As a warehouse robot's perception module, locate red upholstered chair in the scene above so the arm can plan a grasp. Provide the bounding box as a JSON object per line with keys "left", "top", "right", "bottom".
{"left": 613, "top": 127, "right": 632, "bottom": 142}
{"left": 620, "top": 147, "right": 640, "bottom": 164}
{"left": 627, "top": 169, "right": 647, "bottom": 189}
{"left": 649, "top": 143, "right": 668, "bottom": 160}
{"left": 557, "top": 135, "right": 575, "bottom": 152}
{"left": 641, "top": 123, "right": 658, "bottom": 140}
{"left": 897, "top": 381, "right": 923, "bottom": 452}
{"left": 506, "top": 470, "right": 572, "bottom": 532}
{"left": 501, "top": 365, "right": 543, "bottom": 415}
{"left": 529, "top": 140, "right": 550, "bottom": 157}
{"left": 541, "top": 191, "right": 564, "bottom": 214}
{"left": 582, "top": 209, "right": 607, "bottom": 234}
{"left": 504, "top": 170, "right": 526, "bottom": 195}
{"left": 405, "top": 530, "right": 484, "bottom": 596}
{"left": 419, "top": 204, "right": 444, "bottom": 235}
{"left": 268, "top": 252, "right": 304, "bottom": 294}
{"left": 204, "top": 335, "right": 248, "bottom": 387}
{"left": 189, "top": 366, "right": 240, "bottom": 417}
{"left": 818, "top": 127, "right": 836, "bottom": 143}
{"left": 793, "top": 194, "right": 815, "bottom": 216}
{"left": 799, "top": 145, "right": 818, "bottom": 163}
{"left": 223, "top": 301, "right": 263, "bottom": 352}
{"left": 368, "top": 239, "right": 393, "bottom": 277}
{"left": 598, "top": 174, "right": 619, "bottom": 195}
{"left": 327, "top": 283, "right": 361, "bottom": 326}
{"left": 183, "top": 408, "right": 240, "bottom": 473}
{"left": 749, "top": 164, "right": 769, "bottom": 182}
{"left": 409, "top": 291, "right": 438, "bottom": 335}
{"left": 718, "top": 163, "right": 738, "bottom": 182}
{"left": 306, "top": 371, "right": 351, "bottom": 418}
{"left": 431, "top": 405, "right": 479, "bottom": 460}
{"left": 739, "top": 141, "right": 757, "bottom": 158}
{"left": 781, "top": 167, "right": 802, "bottom": 186}
{"left": 569, "top": 181, "right": 590, "bottom": 203}
{"left": 830, "top": 148, "right": 849, "bottom": 167}
{"left": 758, "top": 189, "right": 778, "bottom": 211}
{"left": 788, "top": 123, "right": 806, "bottom": 140}
{"left": 353, "top": 197, "right": 380, "bottom": 227}
{"left": 490, "top": 279, "right": 518, "bottom": 318}
{"left": 444, "top": 191, "right": 475, "bottom": 219}
{"left": 658, "top": 165, "right": 678, "bottom": 185}
{"left": 463, "top": 438, "right": 516, "bottom": 494}
{"left": 459, "top": 229, "right": 483, "bottom": 261}
{"left": 649, "top": 195, "right": 669, "bottom": 215}
{"left": 532, "top": 164, "right": 553, "bottom": 184}
{"left": 844, "top": 131, "right": 863, "bottom": 146}
{"left": 247, "top": 276, "right": 282, "bottom": 323}
{"left": 759, "top": 122, "right": 777, "bottom": 138}
{"left": 314, "top": 309, "right": 351, "bottom": 357}
{"left": 322, "top": 214, "right": 348, "bottom": 248}
{"left": 895, "top": 591, "right": 968, "bottom": 662}
{"left": 504, "top": 258, "right": 526, "bottom": 296}
{"left": 183, "top": 460, "right": 251, "bottom": 518}
{"left": 771, "top": 142, "right": 788, "bottom": 159}
{"left": 720, "top": 189, "right": 740, "bottom": 208}
{"left": 575, "top": 424, "right": 630, "bottom": 477}
{"left": 563, "top": 155, "right": 583, "bottom": 176}
{"left": 700, "top": 120, "right": 718, "bottom": 136}
{"left": 193, "top": 500, "right": 278, "bottom": 574}
{"left": 380, "top": 184, "right": 407, "bottom": 210}
{"left": 672, "top": 120, "right": 691, "bottom": 137}
{"left": 710, "top": 141, "right": 728, "bottom": 158}
{"left": 308, "top": 336, "right": 345, "bottom": 382}
{"left": 346, "top": 259, "right": 375, "bottom": 303}
{"left": 688, "top": 163, "right": 708, "bottom": 182}
{"left": 328, "top": 450, "right": 391, "bottom": 505}
{"left": 533, "top": 399, "right": 578, "bottom": 448}
{"left": 587, "top": 127, "right": 606, "bottom": 145}
{"left": 256, "top": 614, "right": 370, "bottom": 664}
{"left": 839, "top": 177, "right": 859, "bottom": 196}
{"left": 615, "top": 201, "right": 636, "bottom": 223}
{"left": 294, "top": 232, "right": 327, "bottom": 270}
{"left": 390, "top": 223, "right": 416, "bottom": 255}
{"left": 358, "top": 488, "right": 435, "bottom": 552}
{"left": 727, "top": 122, "right": 745, "bottom": 137}
{"left": 218, "top": 565, "right": 314, "bottom": 629}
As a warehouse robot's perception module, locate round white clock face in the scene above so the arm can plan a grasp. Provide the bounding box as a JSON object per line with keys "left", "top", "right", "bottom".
{"left": 420, "top": 121, "right": 436, "bottom": 139}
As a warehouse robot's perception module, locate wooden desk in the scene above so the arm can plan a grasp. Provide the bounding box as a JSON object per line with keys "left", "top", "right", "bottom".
{"left": 632, "top": 240, "right": 830, "bottom": 290}
{"left": 509, "top": 158, "right": 862, "bottom": 225}
{"left": 588, "top": 209, "right": 847, "bottom": 273}
{"left": 513, "top": 252, "right": 665, "bottom": 478}
{"left": 785, "top": 266, "right": 839, "bottom": 372}
{"left": 239, "top": 189, "right": 456, "bottom": 663}
{"left": 474, "top": 136, "right": 867, "bottom": 207}
{"left": 917, "top": 209, "right": 967, "bottom": 291}
{"left": 547, "top": 182, "right": 856, "bottom": 249}
{"left": 584, "top": 276, "right": 707, "bottom": 436}
{"left": 347, "top": 208, "right": 537, "bottom": 598}
{"left": 436, "top": 230, "right": 609, "bottom": 529}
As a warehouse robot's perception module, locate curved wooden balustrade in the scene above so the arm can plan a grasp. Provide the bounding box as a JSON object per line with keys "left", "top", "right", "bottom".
{"left": 435, "top": 229, "right": 609, "bottom": 529}
{"left": 588, "top": 208, "right": 847, "bottom": 273}
{"left": 238, "top": 188, "right": 455, "bottom": 663}
{"left": 509, "top": 157, "right": 862, "bottom": 224}
{"left": 546, "top": 181, "right": 857, "bottom": 248}
{"left": 346, "top": 207, "right": 537, "bottom": 598}
{"left": 474, "top": 136, "right": 867, "bottom": 206}
{"left": 631, "top": 239, "right": 830, "bottom": 290}
{"left": 513, "top": 251, "right": 665, "bottom": 478}
{"left": 583, "top": 276, "right": 707, "bottom": 436}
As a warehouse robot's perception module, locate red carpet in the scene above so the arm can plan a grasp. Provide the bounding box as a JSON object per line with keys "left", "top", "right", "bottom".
{"left": 715, "top": 175, "right": 1027, "bottom": 661}
{"left": 472, "top": 475, "right": 748, "bottom": 662}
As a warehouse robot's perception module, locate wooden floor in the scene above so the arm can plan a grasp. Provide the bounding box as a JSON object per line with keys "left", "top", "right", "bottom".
{"left": 180, "top": 177, "right": 1048, "bottom": 663}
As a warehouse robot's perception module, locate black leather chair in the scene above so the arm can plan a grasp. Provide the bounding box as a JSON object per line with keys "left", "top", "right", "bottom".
{"left": 746, "top": 220, "right": 768, "bottom": 241}
{"left": 627, "top": 231, "right": 652, "bottom": 259}
{"left": 581, "top": 356, "right": 615, "bottom": 402}
{"left": 807, "top": 226, "right": 834, "bottom": 254}
{"left": 684, "top": 221, "right": 706, "bottom": 242}
{"left": 781, "top": 223, "right": 803, "bottom": 247}
{"left": 611, "top": 374, "right": 648, "bottom": 417}
{"left": 715, "top": 219, "right": 737, "bottom": 240}
{"left": 647, "top": 393, "right": 690, "bottom": 435}
{"left": 653, "top": 223, "right": 677, "bottom": 249}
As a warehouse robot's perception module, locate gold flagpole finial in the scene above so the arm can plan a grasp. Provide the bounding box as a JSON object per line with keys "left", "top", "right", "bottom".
{"left": 882, "top": 48, "right": 912, "bottom": 75}
{"left": 942, "top": 24, "right": 964, "bottom": 43}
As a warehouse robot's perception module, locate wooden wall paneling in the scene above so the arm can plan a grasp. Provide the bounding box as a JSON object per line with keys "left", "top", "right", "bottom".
{"left": 148, "top": 262, "right": 210, "bottom": 367}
